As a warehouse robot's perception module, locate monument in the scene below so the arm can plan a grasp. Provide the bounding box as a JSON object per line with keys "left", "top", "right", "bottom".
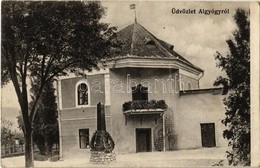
{"left": 89, "top": 102, "right": 116, "bottom": 164}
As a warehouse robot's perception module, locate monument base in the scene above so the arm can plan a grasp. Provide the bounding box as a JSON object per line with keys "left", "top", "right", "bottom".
{"left": 90, "top": 151, "right": 116, "bottom": 164}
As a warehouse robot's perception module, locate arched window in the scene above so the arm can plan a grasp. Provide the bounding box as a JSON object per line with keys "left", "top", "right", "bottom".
{"left": 76, "top": 81, "right": 89, "bottom": 106}
{"left": 188, "top": 82, "right": 192, "bottom": 90}
{"left": 181, "top": 82, "right": 184, "bottom": 90}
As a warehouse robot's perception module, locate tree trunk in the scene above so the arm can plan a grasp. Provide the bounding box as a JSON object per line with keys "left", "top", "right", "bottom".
{"left": 25, "top": 130, "right": 34, "bottom": 168}
{"left": 46, "top": 143, "right": 51, "bottom": 157}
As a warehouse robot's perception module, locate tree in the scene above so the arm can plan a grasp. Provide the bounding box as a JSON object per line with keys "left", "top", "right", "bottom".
{"left": 32, "top": 80, "right": 59, "bottom": 156}
{"left": 17, "top": 80, "right": 59, "bottom": 156}
{"left": 1, "top": 118, "right": 15, "bottom": 154}
{"left": 214, "top": 9, "right": 250, "bottom": 166}
{"left": 2, "top": 1, "right": 119, "bottom": 167}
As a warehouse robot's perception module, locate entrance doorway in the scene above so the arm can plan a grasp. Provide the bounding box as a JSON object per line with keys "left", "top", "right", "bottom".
{"left": 200, "top": 123, "right": 216, "bottom": 147}
{"left": 136, "top": 128, "right": 152, "bottom": 152}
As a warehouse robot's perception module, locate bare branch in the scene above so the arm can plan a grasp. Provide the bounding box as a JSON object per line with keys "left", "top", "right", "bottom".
{"left": 29, "top": 84, "right": 44, "bottom": 124}
{"left": 41, "top": 54, "right": 47, "bottom": 83}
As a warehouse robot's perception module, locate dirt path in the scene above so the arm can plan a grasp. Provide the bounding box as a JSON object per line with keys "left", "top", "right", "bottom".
{"left": 1, "top": 147, "right": 228, "bottom": 167}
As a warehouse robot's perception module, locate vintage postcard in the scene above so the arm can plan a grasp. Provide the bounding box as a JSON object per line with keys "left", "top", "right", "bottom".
{"left": 1, "top": 1, "right": 259, "bottom": 167}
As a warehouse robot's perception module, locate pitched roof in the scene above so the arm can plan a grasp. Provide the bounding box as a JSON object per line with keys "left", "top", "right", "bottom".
{"left": 112, "top": 22, "right": 203, "bottom": 72}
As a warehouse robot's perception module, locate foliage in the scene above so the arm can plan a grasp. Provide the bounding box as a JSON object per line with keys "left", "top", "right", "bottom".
{"left": 2, "top": 1, "right": 120, "bottom": 167}
{"left": 214, "top": 9, "right": 250, "bottom": 166}
{"left": 122, "top": 100, "right": 168, "bottom": 111}
{"left": 33, "top": 153, "right": 48, "bottom": 161}
{"left": 17, "top": 80, "right": 59, "bottom": 155}
{"left": 31, "top": 80, "right": 59, "bottom": 155}
{"left": 1, "top": 54, "right": 10, "bottom": 86}
{"left": 1, "top": 118, "right": 15, "bottom": 148}
{"left": 0, "top": 119, "right": 24, "bottom": 156}
{"left": 49, "top": 155, "right": 59, "bottom": 162}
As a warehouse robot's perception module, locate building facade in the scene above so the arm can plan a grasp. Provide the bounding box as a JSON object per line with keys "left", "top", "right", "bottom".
{"left": 56, "top": 22, "right": 227, "bottom": 158}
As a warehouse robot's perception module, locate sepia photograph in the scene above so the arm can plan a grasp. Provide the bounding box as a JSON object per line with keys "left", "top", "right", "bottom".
{"left": 1, "top": 1, "right": 257, "bottom": 167}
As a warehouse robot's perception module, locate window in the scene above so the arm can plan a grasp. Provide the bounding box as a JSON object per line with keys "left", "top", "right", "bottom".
{"left": 188, "top": 83, "right": 192, "bottom": 90}
{"left": 144, "top": 37, "right": 155, "bottom": 45}
{"left": 200, "top": 123, "right": 216, "bottom": 147}
{"left": 132, "top": 84, "right": 148, "bottom": 101}
{"left": 79, "top": 129, "right": 89, "bottom": 149}
{"left": 77, "top": 82, "right": 89, "bottom": 106}
{"left": 181, "top": 82, "right": 184, "bottom": 90}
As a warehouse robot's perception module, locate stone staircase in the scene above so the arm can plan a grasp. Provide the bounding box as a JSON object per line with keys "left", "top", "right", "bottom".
{"left": 154, "top": 124, "right": 163, "bottom": 151}
{"left": 153, "top": 114, "right": 174, "bottom": 151}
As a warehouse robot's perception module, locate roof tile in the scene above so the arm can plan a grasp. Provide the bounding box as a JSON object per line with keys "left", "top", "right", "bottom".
{"left": 111, "top": 22, "right": 203, "bottom": 72}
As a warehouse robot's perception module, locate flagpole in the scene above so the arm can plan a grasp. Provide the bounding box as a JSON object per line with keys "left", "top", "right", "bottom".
{"left": 134, "top": 7, "right": 137, "bottom": 23}
{"left": 130, "top": 4, "right": 137, "bottom": 23}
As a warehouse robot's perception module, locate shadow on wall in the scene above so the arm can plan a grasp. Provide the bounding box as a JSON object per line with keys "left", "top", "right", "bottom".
{"left": 153, "top": 108, "right": 177, "bottom": 151}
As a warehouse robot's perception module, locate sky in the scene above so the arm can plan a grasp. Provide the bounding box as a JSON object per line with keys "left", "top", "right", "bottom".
{"left": 1, "top": 1, "right": 250, "bottom": 129}
{"left": 101, "top": 1, "right": 249, "bottom": 87}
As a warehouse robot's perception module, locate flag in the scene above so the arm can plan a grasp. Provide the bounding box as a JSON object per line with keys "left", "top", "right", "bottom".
{"left": 130, "top": 4, "right": 135, "bottom": 10}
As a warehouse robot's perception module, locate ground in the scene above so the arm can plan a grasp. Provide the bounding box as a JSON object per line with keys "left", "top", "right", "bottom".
{"left": 1, "top": 147, "right": 229, "bottom": 167}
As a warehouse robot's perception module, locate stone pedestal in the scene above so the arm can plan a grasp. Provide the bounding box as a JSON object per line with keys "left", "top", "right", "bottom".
{"left": 90, "top": 151, "right": 116, "bottom": 164}
{"left": 89, "top": 102, "right": 116, "bottom": 164}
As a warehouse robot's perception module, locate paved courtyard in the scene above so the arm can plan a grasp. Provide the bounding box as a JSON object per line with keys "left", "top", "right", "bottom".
{"left": 1, "top": 147, "right": 229, "bottom": 167}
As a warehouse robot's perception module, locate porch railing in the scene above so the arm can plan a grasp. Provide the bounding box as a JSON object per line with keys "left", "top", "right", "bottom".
{"left": 122, "top": 100, "right": 167, "bottom": 112}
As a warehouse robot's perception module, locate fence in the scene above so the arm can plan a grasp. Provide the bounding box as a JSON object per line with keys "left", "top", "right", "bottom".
{"left": 1, "top": 144, "right": 59, "bottom": 158}
{"left": 1, "top": 144, "right": 25, "bottom": 158}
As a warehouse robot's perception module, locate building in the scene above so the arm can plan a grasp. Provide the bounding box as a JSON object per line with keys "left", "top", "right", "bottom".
{"left": 56, "top": 22, "right": 227, "bottom": 158}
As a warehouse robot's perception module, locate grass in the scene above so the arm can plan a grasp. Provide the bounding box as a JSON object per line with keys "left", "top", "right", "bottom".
{"left": 34, "top": 152, "right": 59, "bottom": 162}
{"left": 34, "top": 153, "right": 48, "bottom": 161}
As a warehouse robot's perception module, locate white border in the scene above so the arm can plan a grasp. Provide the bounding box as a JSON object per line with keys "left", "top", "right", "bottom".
{"left": 250, "top": 2, "right": 260, "bottom": 167}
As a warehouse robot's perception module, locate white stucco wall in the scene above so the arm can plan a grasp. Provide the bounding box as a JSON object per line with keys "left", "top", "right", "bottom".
{"left": 175, "top": 91, "right": 227, "bottom": 149}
